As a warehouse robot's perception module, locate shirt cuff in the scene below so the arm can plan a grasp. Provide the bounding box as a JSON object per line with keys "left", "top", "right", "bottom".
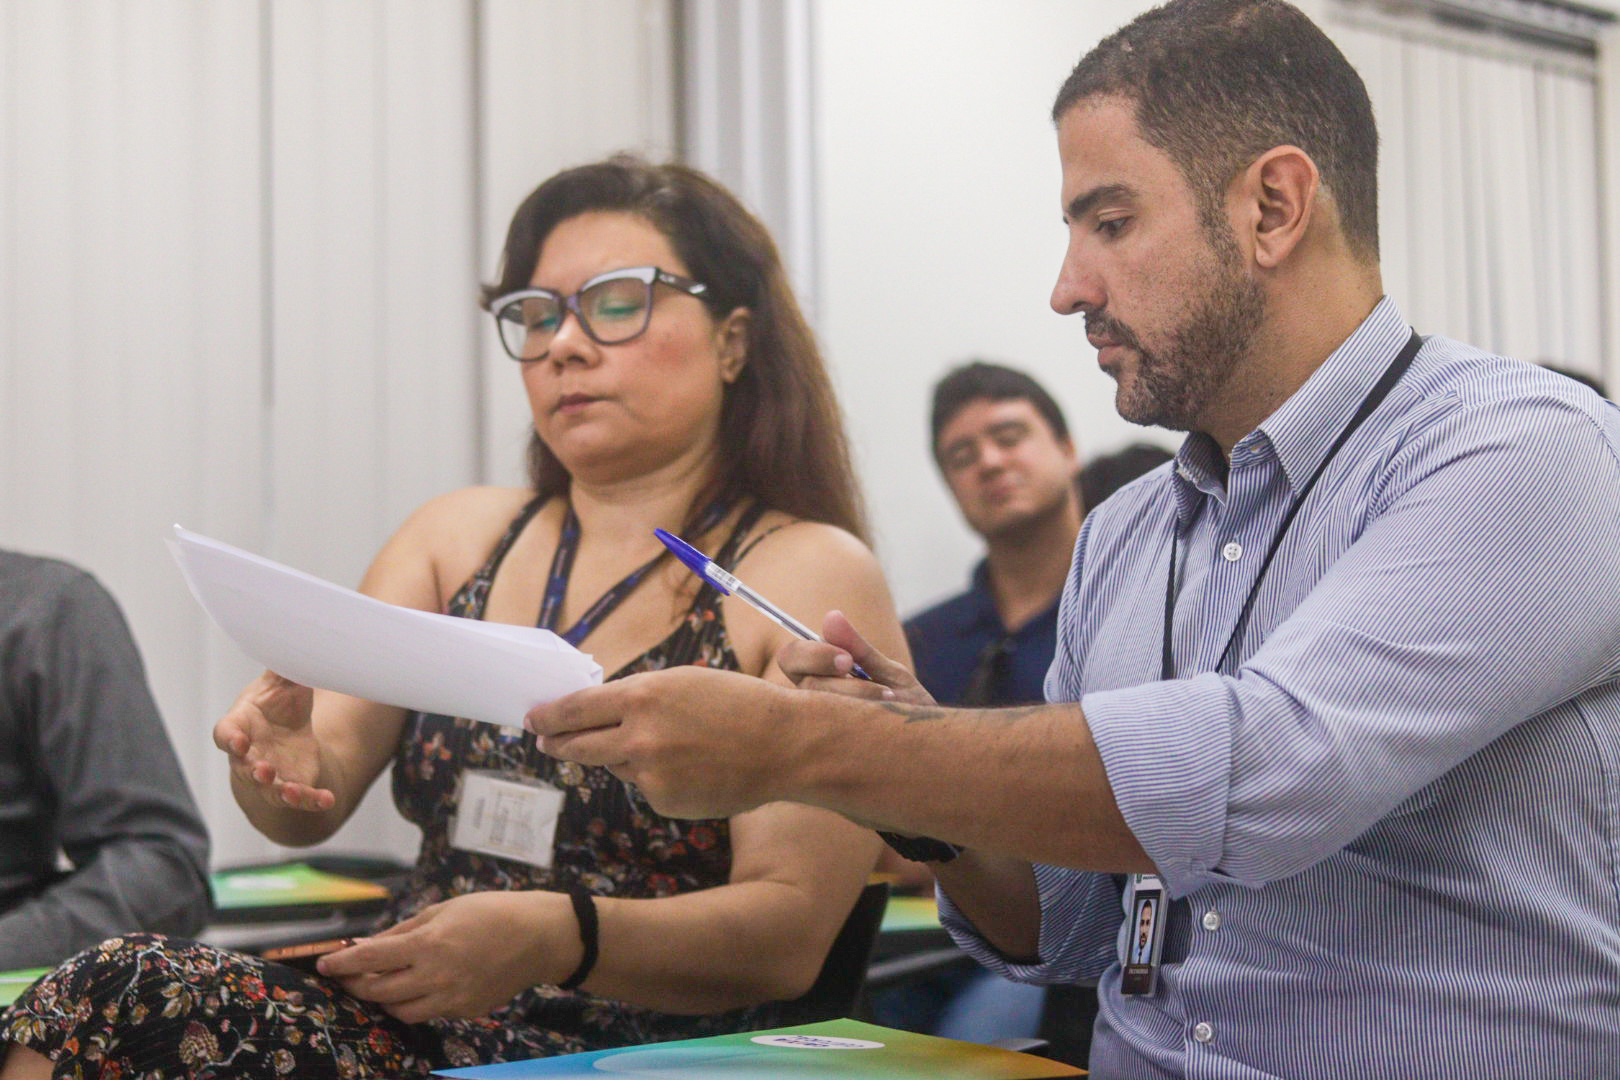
{"left": 1083, "top": 672, "right": 1235, "bottom": 898}
{"left": 935, "top": 863, "right": 1105, "bottom": 983}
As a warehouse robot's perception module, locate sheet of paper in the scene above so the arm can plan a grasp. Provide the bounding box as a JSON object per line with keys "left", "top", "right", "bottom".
{"left": 169, "top": 525, "right": 602, "bottom": 729}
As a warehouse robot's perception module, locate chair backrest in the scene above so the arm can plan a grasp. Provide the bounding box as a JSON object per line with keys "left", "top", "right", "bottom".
{"left": 773, "top": 880, "right": 891, "bottom": 1026}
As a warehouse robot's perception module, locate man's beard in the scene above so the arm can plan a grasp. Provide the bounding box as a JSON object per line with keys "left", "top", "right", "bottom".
{"left": 1087, "top": 232, "right": 1267, "bottom": 433}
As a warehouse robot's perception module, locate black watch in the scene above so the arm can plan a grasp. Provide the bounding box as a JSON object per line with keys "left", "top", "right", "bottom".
{"left": 878, "top": 830, "right": 962, "bottom": 863}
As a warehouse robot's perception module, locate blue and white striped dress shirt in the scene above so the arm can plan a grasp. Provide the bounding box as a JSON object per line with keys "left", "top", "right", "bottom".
{"left": 938, "top": 298, "right": 1620, "bottom": 1077}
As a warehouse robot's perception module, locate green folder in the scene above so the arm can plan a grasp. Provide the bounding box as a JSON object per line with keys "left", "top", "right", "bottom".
{"left": 0, "top": 969, "right": 50, "bottom": 1008}
{"left": 210, "top": 861, "right": 389, "bottom": 921}
{"left": 880, "top": 895, "right": 942, "bottom": 934}
{"left": 433, "top": 1018, "right": 1083, "bottom": 1078}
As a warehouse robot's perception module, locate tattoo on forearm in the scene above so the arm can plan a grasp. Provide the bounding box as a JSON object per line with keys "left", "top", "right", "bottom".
{"left": 880, "top": 702, "right": 951, "bottom": 724}
{"left": 878, "top": 703, "right": 1048, "bottom": 726}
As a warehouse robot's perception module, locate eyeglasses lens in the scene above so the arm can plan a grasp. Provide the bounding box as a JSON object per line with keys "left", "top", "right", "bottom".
{"left": 498, "top": 296, "right": 559, "bottom": 361}
{"left": 580, "top": 277, "right": 651, "bottom": 344}
{"left": 496, "top": 276, "right": 654, "bottom": 360}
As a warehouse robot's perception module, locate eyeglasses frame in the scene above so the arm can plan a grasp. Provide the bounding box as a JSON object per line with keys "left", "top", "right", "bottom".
{"left": 488, "top": 265, "right": 710, "bottom": 361}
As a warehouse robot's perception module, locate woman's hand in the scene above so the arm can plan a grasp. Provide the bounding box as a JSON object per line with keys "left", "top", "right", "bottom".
{"left": 213, "top": 671, "right": 336, "bottom": 812}
{"left": 776, "top": 610, "right": 935, "bottom": 706}
{"left": 317, "top": 891, "right": 580, "bottom": 1023}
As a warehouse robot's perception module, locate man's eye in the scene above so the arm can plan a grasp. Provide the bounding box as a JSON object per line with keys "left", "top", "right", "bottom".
{"left": 1097, "top": 217, "right": 1129, "bottom": 238}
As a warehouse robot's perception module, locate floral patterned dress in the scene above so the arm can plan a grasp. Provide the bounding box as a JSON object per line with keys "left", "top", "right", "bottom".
{"left": 2, "top": 498, "right": 785, "bottom": 1078}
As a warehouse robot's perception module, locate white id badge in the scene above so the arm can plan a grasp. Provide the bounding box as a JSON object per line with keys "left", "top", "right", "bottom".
{"left": 449, "top": 770, "right": 566, "bottom": 869}
{"left": 1121, "top": 872, "right": 1167, "bottom": 996}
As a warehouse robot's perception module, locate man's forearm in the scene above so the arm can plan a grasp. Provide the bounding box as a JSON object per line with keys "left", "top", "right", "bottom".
{"left": 786, "top": 694, "right": 1154, "bottom": 874}
{"left": 933, "top": 851, "right": 1044, "bottom": 960}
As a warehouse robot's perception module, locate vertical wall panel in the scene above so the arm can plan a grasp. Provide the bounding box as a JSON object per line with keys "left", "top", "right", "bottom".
{"left": 476, "top": 0, "right": 676, "bottom": 486}
{"left": 1330, "top": 2, "right": 1607, "bottom": 380}
{"left": 1, "top": 0, "right": 677, "bottom": 868}
{"left": 0, "top": 0, "right": 267, "bottom": 859}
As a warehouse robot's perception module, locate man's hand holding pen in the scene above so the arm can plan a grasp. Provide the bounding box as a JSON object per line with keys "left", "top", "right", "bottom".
{"left": 776, "top": 610, "right": 933, "bottom": 705}
{"left": 528, "top": 665, "right": 798, "bottom": 820}
{"left": 526, "top": 611, "right": 925, "bottom": 822}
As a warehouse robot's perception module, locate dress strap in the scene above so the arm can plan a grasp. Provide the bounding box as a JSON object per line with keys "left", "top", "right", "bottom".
{"left": 472, "top": 495, "right": 548, "bottom": 590}
{"left": 719, "top": 517, "right": 787, "bottom": 573}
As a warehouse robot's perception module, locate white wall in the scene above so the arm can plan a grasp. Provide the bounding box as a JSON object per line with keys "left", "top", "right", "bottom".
{"left": 0, "top": 0, "right": 674, "bottom": 869}
{"left": 812, "top": 1, "right": 1173, "bottom": 615}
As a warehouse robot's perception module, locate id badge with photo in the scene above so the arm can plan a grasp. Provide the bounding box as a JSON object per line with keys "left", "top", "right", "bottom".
{"left": 448, "top": 770, "right": 566, "bottom": 869}
{"left": 1121, "top": 872, "right": 1167, "bottom": 996}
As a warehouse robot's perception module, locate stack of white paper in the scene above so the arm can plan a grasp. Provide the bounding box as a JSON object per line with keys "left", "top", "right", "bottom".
{"left": 168, "top": 525, "right": 602, "bottom": 730}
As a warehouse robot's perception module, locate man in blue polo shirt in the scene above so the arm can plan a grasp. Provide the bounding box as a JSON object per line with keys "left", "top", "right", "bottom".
{"left": 881, "top": 362, "right": 1081, "bottom": 1043}
{"left": 908, "top": 362, "right": 1082, "bottom": 713}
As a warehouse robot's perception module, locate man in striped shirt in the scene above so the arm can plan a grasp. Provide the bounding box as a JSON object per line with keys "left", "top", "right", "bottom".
{"left": 532, "top": 0, "right": 1620, "bottom": 1073}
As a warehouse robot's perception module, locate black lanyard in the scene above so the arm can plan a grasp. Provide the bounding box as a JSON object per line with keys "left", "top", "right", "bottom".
{"left": 540, "top": 499, "right": 730, "bottom": 647}
{"left": 1161, "top": 331, "right": 1423, "bottom": 681}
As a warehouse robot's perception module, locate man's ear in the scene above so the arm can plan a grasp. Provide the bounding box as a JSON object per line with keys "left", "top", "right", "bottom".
{"left": 1240, "top": 145, "right": 1319, "bottom": 270}
{"left": 716, "top": 308, "right": 752, "bottom": 383}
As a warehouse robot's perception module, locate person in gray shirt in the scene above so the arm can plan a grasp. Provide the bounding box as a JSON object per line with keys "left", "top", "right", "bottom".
{"left": 0, "top": 550, "right": 209, "bottom": 968}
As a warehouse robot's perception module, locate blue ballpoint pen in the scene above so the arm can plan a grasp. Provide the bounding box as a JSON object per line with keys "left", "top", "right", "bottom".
{"left": 654, "top": 528, "right": 873, "bottom": 681}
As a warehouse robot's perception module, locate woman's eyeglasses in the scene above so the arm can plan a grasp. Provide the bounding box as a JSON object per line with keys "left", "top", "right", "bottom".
{"left": 489, "top": 266, "right": 709, "bottom": 362}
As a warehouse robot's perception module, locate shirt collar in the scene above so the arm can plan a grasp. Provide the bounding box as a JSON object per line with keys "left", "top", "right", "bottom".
{"left": 1253, "top": 296, "right": 1410, "bottom": 494}
{"left": 1167, "top": 296, "right": 1409, "bottom": 516}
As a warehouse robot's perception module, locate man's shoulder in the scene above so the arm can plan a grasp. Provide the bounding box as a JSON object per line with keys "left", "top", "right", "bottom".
{"left": 0, "top": 551, "right": 127, "bottom": 649}
{"left": 904, "top": 585, "right": 985, "bottom": 638}
{"left": 0, "top": 550, "right": 102, "bottom": 609}
{"left": 1406, "top": 338, "right": 1609, "bottom": 418}
{"left": 1392, "top": 339, "right": 1618, "bottom": 461}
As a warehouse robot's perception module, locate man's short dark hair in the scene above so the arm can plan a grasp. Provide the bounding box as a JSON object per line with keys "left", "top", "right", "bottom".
{"left": 1052, "top": 0, "right": 1379, "bottom": 259}
{"left": 1078, "top": 442, "right": 1175, "bottom": 512}
{"left": 930, "top": 361, "right": 1070, "bottom": 455}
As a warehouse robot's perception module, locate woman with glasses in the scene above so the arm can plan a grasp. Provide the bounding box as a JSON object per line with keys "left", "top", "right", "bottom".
{"left": 1, "top": 157, "right": 905, "bottom": 1079}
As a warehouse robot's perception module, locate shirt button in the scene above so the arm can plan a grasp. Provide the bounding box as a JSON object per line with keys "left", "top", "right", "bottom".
{"left": 1202, "top": 910, "right": 1221, "bottom": 931}
{"left": 1222, "top": 541, "right": 1242, "bottom": 561}
{"left": 1193, "top": 1022, "right": 1214, "bottom": 1043}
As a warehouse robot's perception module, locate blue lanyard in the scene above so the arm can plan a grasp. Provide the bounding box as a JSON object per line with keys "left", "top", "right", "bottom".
{"left": 1161, "top": 331, "right": 1422, "bottom": 681}
{"left": 539, "top": 499, "right": 731, "bottom": 647}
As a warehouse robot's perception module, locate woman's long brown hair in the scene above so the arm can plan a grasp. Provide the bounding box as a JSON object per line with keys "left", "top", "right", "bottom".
{"left": 483, "top": 156, "right": 867, "bottom": 542}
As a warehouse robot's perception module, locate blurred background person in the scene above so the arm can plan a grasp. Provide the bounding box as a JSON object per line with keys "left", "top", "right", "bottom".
{"left": 1077, "top": 442, "right": 1173, "bottom": 514}
{"left": 876, "top": 361, "right": 1080, "bottom": 1044}
{"left": 876, "top": 363, "right": 1172, "bottom": 1050}
{"left": 1, "top": 157, "right": 902, "bottom": 1079}
{"left": 0, "top": 550, "right": 210, "bottom": 970}
{"left": 1538, "top": 362, "right": 1607, "bottom": 398}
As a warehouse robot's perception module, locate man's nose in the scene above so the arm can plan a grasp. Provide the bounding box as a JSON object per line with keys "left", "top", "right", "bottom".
{"left": 1051, "top": 248, "right": 1105, "bottom": 316}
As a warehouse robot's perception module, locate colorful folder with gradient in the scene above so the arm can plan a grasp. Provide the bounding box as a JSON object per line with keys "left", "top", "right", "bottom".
{"left": 433, "top": 1018, "right": 1082, "bottom": 1078}
{"left": 210, "top": 861, "right": 390, "bottom": 920}
{"left": 0, "top": 969, "right": 50, "bottom": 1008}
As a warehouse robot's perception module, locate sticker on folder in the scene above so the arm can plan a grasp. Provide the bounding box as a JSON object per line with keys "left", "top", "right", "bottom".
{"left": 168, "top": 525, "right": 602, "bottom": 729}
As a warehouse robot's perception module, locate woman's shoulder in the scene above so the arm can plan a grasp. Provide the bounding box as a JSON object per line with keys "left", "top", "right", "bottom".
{"left": 721, "top": 509, "right": 905, "bottom": 673}
{"left": 401, "top": 486, "right": 536, "bottom": 548}
{"left": 380, "top": 486, "right": 541, "bottom": 605}
{"left": 728, "top": 511, "right": 891, "bottom": 614}
{"left": 732, "top": 511, "right": 877, "bottom": 573}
